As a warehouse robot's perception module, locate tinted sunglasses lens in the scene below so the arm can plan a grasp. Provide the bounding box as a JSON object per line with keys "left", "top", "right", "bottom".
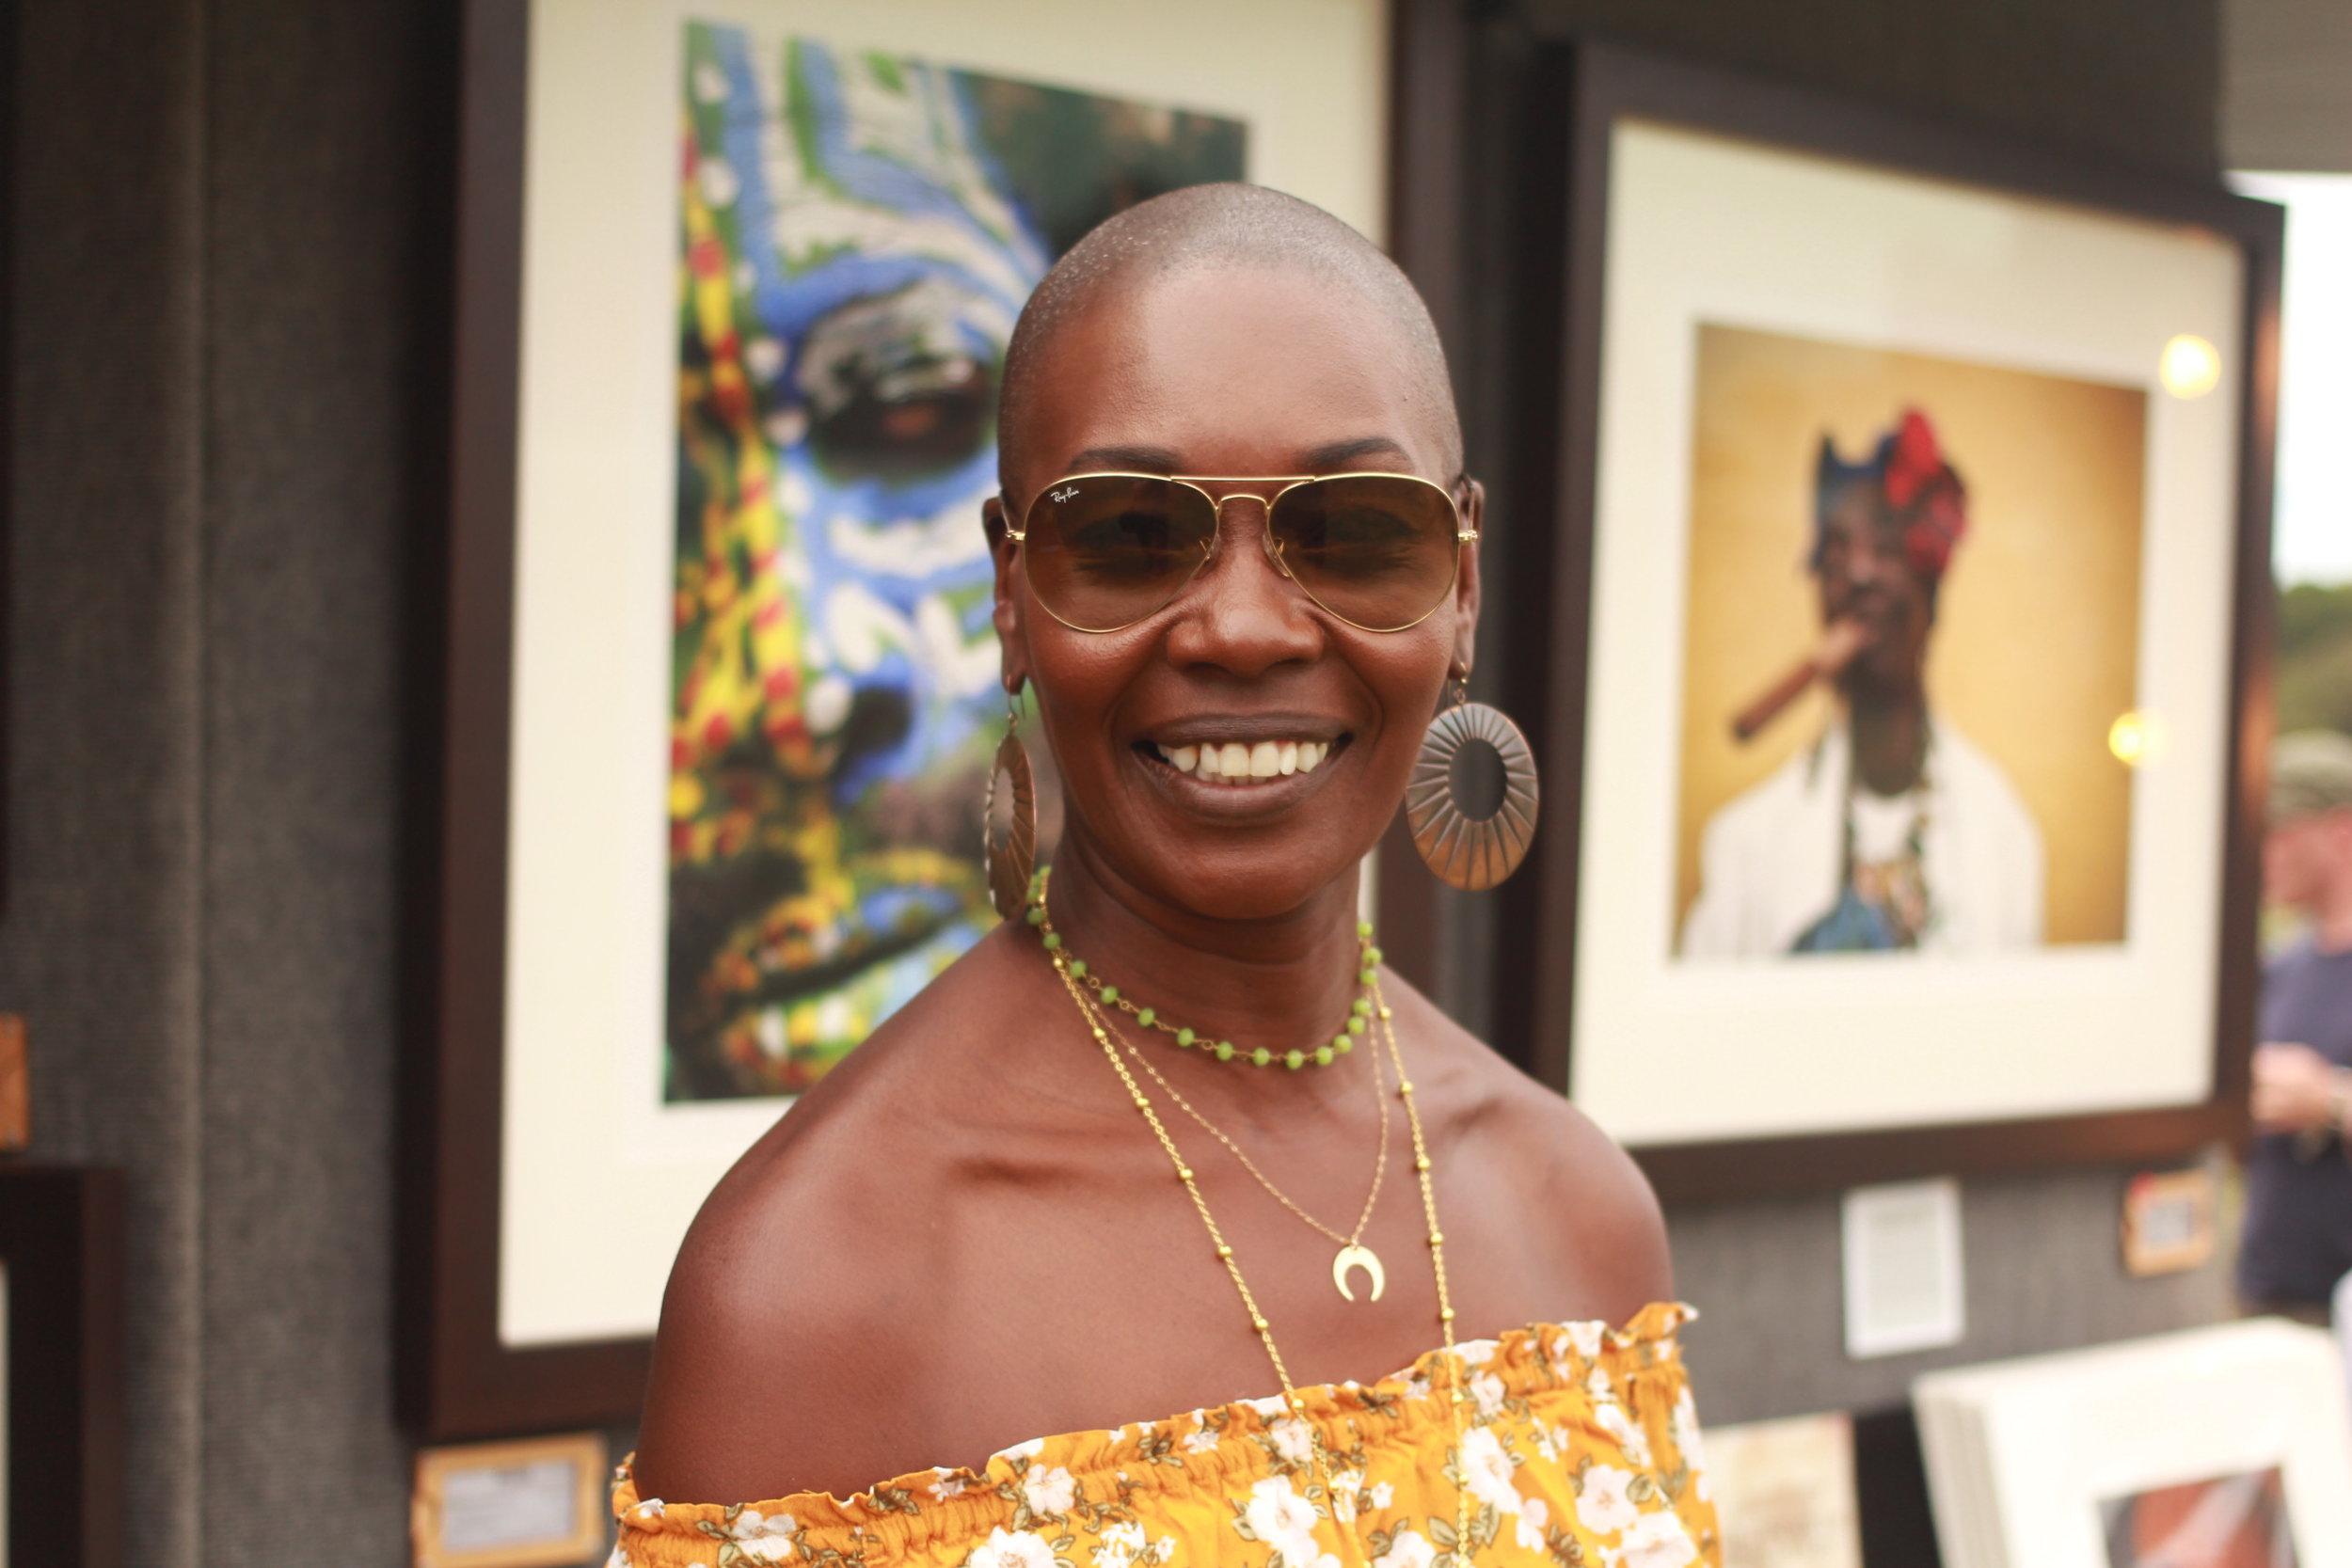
{"left": 1270, "top": 475, "right": 1460, "bottom": 630}
{"left": 1022, "top": 476, "right": 1216, "bottom": 631}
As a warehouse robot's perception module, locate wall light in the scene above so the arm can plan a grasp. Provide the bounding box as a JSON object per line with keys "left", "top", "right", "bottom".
{"left": 2109, "top": 710, "right": 2169, "bottom": 767}
{"left": 2159, "top": 334, "right": 2221, "bottom": 399}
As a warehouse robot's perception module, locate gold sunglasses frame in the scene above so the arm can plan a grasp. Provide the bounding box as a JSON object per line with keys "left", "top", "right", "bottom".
{"left": 1003, "top": 469, "right": 1478, "bottom": 635}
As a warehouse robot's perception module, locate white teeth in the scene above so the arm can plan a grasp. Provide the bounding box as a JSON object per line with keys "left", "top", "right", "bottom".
{"left": 1150, "top": 737, "right": 1340, "bottom": 783}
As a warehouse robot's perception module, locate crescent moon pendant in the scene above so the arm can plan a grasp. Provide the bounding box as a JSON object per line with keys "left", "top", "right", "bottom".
{"left": 1332, "top": 1243, "right": 1387, "bottom": 1302}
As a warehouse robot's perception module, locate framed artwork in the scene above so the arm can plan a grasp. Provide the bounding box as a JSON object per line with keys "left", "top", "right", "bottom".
{"left": 407, "top": 0, "right": 1391, "bottom": 1438}
{"left": 1913, "top": 1319, "right": 2352, "bottom": 1566}
{"left": 1502, "top": 44, "right": 2282, "bottom": 1198}
{"left": 0, "top": 1164, "right": 126, "bottom": 1568}
{"left": 1701, "top": 1412, "right": 1862, "bottom": 1568}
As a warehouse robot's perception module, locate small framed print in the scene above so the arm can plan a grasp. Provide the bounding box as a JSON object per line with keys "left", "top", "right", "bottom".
{"left": 0, "top": 1017, "right": 25, "bottom": 1152}
{"left": 1703, "top": 1412, "right": 1862, "bottom": 1568}
{"left": 0, "top": 1164, "right": 127, "bottom": 1568}
{"left": 2119, "top": 1167, "right": 2217, "bottom": 1276}
{"left": 411, "top": 1433, "right": 609, "bottom": 1568}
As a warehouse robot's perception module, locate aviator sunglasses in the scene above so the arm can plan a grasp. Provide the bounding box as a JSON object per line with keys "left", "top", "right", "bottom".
{"left": 1005, "top": 470, "right": 1476, "bottom": 635}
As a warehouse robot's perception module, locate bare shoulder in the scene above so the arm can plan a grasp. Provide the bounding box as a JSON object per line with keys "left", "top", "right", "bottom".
{"left": 630, "top": 935, "right": 1019, "bottom": 1503}
{"left": 1491, "top": 1066, "right": 1676, "bottom": 1322}
{"left": 1383, "top": 972, "right": 1675, "bottom": 1326}
{"left": 628, "top": 1061, "right": 917, "bottom": 1502}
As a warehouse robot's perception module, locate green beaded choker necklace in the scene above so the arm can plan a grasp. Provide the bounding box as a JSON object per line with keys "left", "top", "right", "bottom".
{"left": 1024, "top": 864, "right": 1380, "bottom": 1069}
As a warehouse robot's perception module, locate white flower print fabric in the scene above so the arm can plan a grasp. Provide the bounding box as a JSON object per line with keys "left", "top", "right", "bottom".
{"left": 609, "top": 1304, "right": 1718, "bottom": 1568}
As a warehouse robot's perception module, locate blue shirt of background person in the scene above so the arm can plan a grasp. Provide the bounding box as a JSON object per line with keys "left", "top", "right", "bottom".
{"left": 2236, "top": 730, "right": 2352, "bottom": 1317}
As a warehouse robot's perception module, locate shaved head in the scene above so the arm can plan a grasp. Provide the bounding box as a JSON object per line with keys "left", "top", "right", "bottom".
{"left": 995, "top": 182, "right": 1462, "bottom": 499}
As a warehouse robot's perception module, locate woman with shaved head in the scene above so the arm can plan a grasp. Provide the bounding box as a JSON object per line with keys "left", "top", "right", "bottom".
{"left": 616, "top": 184, "right": 1721, "bottom": 1568}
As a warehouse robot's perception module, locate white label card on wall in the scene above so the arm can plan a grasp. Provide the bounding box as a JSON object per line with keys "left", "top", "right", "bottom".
{"left": 1842, "top": 1177, "right": 1964, "bottom": 1359}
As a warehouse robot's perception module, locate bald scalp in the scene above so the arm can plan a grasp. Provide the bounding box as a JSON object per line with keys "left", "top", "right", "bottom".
{"left": 994, "top": 182, "right": 1463, "bottom": 502}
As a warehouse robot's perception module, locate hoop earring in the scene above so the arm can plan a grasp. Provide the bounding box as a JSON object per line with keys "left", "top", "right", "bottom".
{"left": 984, "top": 684, "right": 1038, "bottom": 921}
{"left": 1405, "top": 674, "right": 1539, "bottom": 891}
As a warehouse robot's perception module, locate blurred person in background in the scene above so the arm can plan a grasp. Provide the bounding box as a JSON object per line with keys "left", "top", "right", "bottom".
{"left": 2236, "top": 729, "right": 2352, "bottom": 1325}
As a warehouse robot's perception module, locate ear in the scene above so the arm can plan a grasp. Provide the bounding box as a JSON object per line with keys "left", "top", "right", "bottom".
{"left": 1451, "top": 478, "right": 1485, "bottom": 677}
{"left": 985, "top": 494, "right": 1029, "bottom": 694}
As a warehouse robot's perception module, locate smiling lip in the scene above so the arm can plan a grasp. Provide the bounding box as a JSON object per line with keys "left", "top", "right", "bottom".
{"left": 1129, "top": 737, "right": 1355, "bottom": 822}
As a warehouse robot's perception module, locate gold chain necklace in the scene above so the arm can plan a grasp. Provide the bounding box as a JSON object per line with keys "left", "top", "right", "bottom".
{"left": 1041, "top": 935, "right": 1472, "bottom": 1560}
{"left": 1114, "top": 1019, "right": 1394, "bottom": 1300}
{"left": 1037, "top": 868, "right": 1395, "bottom": 1298}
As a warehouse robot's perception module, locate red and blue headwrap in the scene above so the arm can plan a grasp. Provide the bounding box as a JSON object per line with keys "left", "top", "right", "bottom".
{"left": 1810, "top": 408, "right": 1969, "bottom": 579}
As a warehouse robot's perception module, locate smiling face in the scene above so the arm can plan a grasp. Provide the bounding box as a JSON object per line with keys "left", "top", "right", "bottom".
{"left": 991, "top": 265, "right": 1479, "bottom": 922}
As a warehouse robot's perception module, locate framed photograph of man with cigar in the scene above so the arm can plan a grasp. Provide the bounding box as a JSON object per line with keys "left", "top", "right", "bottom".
{"left": 1512, "top": 45, "right": 2282, "bottom": 1196}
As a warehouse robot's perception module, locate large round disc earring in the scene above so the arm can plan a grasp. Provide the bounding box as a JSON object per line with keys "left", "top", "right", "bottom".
{"left": 983, "top": 689, "right": 1038, "bottom": 921}
{"left": 1405, "top": 681, "right": 1539, "bottom": 891}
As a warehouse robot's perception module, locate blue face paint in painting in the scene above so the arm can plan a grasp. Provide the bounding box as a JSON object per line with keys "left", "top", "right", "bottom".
{"left": 669, "top": 29, "right": 1045, "bottom": 1097}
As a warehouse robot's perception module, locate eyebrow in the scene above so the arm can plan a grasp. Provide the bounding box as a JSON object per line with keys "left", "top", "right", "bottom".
{"left": 1058, "top": 436, "right": 1418, "bottom": 475}
{"left": 1297, "top": 436, "right": 1415, "bottom": 469}
{"left": 1065, "top": 443, "right": 1185, "bottom": 473}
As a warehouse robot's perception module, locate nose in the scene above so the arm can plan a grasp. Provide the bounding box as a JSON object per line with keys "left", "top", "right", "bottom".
{"left": 1160, "top": 494, "right": 1326, "bottom": 678}
{"left": 1839, "top": 530, "right": 1896, "bottom": 591}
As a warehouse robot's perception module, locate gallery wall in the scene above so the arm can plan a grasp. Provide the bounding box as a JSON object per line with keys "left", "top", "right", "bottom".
{"left": 6, "top": 0, "right": 447, "bottom": 1557}
{"left": 2224, "top": 0, "right": 2352, "bottom": 170}
{"left": 2, "top": 0, "right": 2236, "bottom": 1563}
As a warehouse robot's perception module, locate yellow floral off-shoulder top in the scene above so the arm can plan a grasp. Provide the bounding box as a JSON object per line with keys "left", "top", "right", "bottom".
{"left": 608, "top": 1303, "right": 1719, "bottom": 1568}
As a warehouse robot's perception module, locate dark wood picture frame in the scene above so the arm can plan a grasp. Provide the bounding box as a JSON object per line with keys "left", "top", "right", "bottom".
{"left": 0, "top": 1164, "right": 128, "bottom": 1568}
{"left": 1, "top": 0, "right": 15, "bottom": 927}
{"left": 404, "top": 0, "right": 1421, "bottom": 1441}
{"left": 401, "top": 0, "right": 642, "bottom": 1442}
{"left": 1485, "top": 43, "right": 2282, "bottom": 1202}
{"left": 404, "top": 0, "right": 649, "bottom": 1441}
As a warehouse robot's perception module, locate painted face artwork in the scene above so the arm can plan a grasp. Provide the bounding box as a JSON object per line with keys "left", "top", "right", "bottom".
{"left": 666, "top": 26, "right": 1244, "bottom": 1098}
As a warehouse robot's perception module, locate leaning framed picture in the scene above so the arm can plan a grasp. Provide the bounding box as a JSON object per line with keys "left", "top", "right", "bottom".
{"left": 1913, "top": 1319, "right": 2352, "bottom": 1566}
{"left": 1503, "top": 45, "right": 2281, "bottom": 1198}
{"left": 0, "top": 1164, "right": 127, "bottom": 1568}
{"left": 405, "top": 0, "right": 1391, "bottom": 1438}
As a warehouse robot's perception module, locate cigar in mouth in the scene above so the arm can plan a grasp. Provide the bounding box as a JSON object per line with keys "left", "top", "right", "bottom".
{"left": 1730, "top": 619, "right": 1869, "bottom": 743}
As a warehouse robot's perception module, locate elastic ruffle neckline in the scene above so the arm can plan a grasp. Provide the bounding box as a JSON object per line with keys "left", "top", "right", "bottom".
{"left": 612, "top": 1301, "right": 1696, "bottom": 1553}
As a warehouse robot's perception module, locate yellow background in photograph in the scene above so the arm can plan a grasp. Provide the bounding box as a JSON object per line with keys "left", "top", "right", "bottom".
{"left": 1674, "top": 324, "right": 2147, "bottom": 947}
